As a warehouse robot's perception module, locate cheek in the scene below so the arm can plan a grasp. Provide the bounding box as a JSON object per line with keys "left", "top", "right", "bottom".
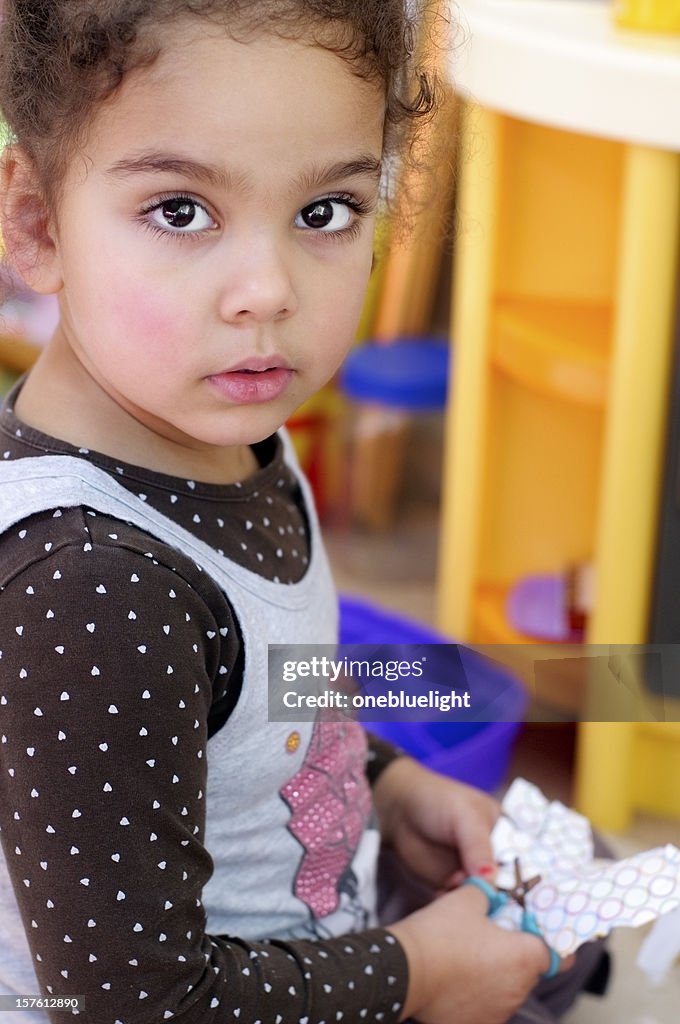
{"left": 320, "top": 262, "right": 372, "bottom": 354}
{"left": 105, "top": 278, "right": 189, "bottom": 359}
{"left": 313, "top": 246, "right": 371, "bottom": 316}
{"left": 58, "top": 208, "right": 185, "bottom": 353}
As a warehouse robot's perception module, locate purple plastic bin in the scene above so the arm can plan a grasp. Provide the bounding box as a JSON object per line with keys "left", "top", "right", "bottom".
{"left": 338, "top": 595, "right": 527, "bottom": 793}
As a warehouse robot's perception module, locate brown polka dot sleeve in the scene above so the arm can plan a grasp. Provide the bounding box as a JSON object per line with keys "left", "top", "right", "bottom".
{"left": 0, "top": 392, "right": 408, "bottom": 1024}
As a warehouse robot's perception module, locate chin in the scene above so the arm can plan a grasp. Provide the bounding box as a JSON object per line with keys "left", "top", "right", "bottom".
{"left": 188, "top": 417, "right": 284, "bottom": 450}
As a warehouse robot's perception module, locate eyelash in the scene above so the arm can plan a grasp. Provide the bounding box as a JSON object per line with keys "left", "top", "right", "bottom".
{"left": 304, "top": 193, "right": 374, "bottom": 243}
{"left": 138, "top": 191, "right": 373, "bottom": 244}
{"left": 138, "top": 192, "right": 214, "bottom": 243}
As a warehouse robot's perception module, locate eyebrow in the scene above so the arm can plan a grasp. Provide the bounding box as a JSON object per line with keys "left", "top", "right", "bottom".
{"left": 105, "top": 152, "right": 383, "bottom": 195}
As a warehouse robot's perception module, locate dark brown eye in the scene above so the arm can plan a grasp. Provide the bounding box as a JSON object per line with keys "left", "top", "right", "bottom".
{"left": 161, "top": 199, "right": 197, "bottom": 228}
{"left": 296, "top": 199, "right": 352, "bottom": 233}
{"left": 300, "top": 200, "right": 335, "bottom": 228}
{"left": 147, "top": 197, "right": 215, "bottom": 235}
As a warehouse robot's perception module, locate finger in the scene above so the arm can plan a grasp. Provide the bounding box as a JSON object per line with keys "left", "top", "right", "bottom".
{"left": 455, "top": 819, "right": 496, "bottom": 879}
{"left": 530, "top": 936, "right": 567, "bottom": 981}
{"left": 439, "top": 867, "right": 466, "bottom": 891}
{"left": 448, "top": 878, "right": 495, "bottom": 916}
{"left": 402, "top": 836, "right": 463, "bottom": 890}
{"left": 557, "top": 953, "right": 576, "bottom": 974}
{"left": 513, "top": 930, "right": 557, "bottom": 983}
{"left": 440, "top": 860, "right": 497, "bottom": 894}
{"left": 445, "top": 799, "right": 497, "bottom": 878}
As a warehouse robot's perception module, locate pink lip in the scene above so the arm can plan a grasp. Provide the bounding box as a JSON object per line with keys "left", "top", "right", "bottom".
{"left": 207, "top": 360, "right": 294, "bottom": 404}
{"left": 224, "top": 355, "right": 292, "bottom": 373}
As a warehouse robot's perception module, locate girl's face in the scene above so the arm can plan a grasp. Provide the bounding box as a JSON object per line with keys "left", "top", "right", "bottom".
{"left": 44, "top": 20, "right": 385, "bottom": 457}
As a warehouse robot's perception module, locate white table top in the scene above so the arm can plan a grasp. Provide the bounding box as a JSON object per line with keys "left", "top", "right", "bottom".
{"left": 449, "top": 0, "right": 680, "bottom": 148}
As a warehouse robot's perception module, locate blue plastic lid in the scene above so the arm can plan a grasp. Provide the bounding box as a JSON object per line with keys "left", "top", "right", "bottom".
{"left": 339, "top": 337, "right": 450, "bottom": 410}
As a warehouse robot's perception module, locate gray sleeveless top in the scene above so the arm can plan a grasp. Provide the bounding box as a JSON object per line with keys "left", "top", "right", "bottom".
{"left": 0, "top": 439, "right": 379, "bottom": 1016}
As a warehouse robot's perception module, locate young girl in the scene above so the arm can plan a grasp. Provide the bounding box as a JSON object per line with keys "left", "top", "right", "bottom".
{"left": 0, "top": 2, "right": 607, "bottom": 1022}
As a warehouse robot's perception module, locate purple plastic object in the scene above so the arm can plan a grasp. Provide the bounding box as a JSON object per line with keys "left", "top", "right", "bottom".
{"left": 338, "top": 595, "right": 527, "bottom": 793}
{"left": 506, "top": 575, "right": 582, "bottom": 642}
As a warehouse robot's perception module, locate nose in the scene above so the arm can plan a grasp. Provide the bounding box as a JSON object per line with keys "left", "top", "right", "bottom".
{"left": 217, "top": 236, "right": 298, "bottom": 324}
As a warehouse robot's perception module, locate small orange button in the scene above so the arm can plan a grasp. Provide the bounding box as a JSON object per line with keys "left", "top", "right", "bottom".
{"left": 286, "top": 731, "right": 301, "bottom": 753}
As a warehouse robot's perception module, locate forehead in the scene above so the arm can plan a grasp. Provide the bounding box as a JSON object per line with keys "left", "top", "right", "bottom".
{"left": 80, "top": 22, "right": 386, "bottom": 191}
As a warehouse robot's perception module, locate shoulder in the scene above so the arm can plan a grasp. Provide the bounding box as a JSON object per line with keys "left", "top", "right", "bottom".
{"left": 0, "top": 506, "right": 239, "bottom": 667}
{"left": 0, "top": 504, "right": 216, "bottom": 598}
{"left": 0, "top": 507, "right": 245, "bottom": 716}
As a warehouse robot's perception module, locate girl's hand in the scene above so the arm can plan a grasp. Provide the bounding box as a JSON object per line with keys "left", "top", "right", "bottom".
{"left": 388, "top": 883, "right": 562, "bottom": 1024}
{"left": 372, "top": 755, "right": 501, "bottom": 889}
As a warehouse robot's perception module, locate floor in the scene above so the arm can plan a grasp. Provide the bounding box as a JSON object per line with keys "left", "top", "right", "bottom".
{"left": 323, "top": 485, "right": 680, "bottom": 1024}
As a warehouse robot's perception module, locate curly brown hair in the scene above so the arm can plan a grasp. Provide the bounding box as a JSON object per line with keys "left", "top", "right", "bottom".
{"left": 0, "top": 0, "right": 447, "bottom": 224}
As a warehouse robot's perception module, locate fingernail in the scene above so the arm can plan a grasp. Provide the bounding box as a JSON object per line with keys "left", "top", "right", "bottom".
{"left": 478, "top": 864, "right": 495, "bottom": 877}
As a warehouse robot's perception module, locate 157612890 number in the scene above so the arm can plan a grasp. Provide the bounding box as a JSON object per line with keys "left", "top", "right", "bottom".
{"left": 0, "top": 996, "right": 84, "bottom": 1012}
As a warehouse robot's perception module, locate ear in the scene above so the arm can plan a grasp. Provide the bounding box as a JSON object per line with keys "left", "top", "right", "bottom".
{"left": 0, "top": 145, "right": 63, "bottom": 294}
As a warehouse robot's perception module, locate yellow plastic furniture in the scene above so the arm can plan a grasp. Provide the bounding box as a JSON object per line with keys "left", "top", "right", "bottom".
{"left": 613, "top": 0, "right": 680, "bottom": 33}
{"left": 0, "top": 335, "right": 41, "bottom": 374}
{"left": 437, "top": 0, "right": 680, "bottom": 830}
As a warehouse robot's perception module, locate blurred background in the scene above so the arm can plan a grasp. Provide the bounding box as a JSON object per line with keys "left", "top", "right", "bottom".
{"left": 1, "top": 1, "right": 680, "bottom": 1019}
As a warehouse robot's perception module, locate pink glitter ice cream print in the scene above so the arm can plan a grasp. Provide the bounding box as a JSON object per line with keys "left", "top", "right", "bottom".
{"left": 280, "top": 714, "right": 373, "bottom": 928}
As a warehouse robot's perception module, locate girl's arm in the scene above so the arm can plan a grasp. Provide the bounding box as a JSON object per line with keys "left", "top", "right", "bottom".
{"left": 0, "top": 515, "right": 408, "bottom": 1024}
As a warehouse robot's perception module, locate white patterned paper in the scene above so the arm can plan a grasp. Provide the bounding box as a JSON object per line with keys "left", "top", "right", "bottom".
{"left": 489, "top": 780, "right": 680, "bottom": 956}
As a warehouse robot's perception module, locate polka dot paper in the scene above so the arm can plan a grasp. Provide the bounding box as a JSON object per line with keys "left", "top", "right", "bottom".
{"left": 490, "top": 780, "right": 680, "bottom": 956}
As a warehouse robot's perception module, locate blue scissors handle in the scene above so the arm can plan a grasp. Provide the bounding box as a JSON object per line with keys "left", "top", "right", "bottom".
{"left": 462, "top": 876, "right": 560, "bottom": 980}
{"left": 462, "top": 874, "right": 508, "bottom": 915}
{"left": 519, "top": 908, "right": 561, "bottom": 979}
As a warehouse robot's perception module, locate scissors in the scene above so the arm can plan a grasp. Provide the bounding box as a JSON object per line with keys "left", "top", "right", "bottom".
{"left": 463, "top": 857, "right": 561, "bottom": 979}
